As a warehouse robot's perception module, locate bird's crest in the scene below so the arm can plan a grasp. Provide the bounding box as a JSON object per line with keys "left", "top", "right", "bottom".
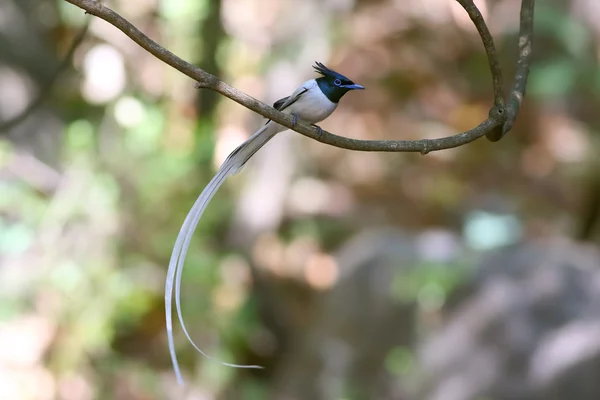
{"left": 313, "top": 61, "right": 352, "bottom": 82}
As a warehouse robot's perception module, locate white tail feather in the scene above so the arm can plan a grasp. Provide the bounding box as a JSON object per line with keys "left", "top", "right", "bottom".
{"left": 166, "top": 122, "right": 283, "bottom": 385}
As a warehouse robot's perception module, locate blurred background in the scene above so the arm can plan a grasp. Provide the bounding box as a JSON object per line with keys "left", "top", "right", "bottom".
{"left": 2, "top": 0, "right": 600, "bottom": 399}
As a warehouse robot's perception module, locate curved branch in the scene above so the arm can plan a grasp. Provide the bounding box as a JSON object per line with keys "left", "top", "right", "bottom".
{"left": 498, "top": 0, "right": 535, "bottom": 140}
{"left": 62, "top": 0, "right": 531, "bottom": 153}
{"left": 456, "top": 0, "right": 505, "bottom": 108}
{"left": 0, "top": 20, "right": 90, "bottom": 134}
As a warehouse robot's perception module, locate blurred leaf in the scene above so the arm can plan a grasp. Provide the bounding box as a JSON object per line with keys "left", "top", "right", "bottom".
{"left": 529, "top": 59, "right": 576, "bottom": 98}
{"left": 124, "top": 101, "right": 164, "bottom": 156}
{"left": 0, "top": 220, "right": 34, "bottom": 255}
{"left": 65, "top": 119, "right": 95, "bottom": 154}
{"left": 159, "top": 0, "right": 208, "bottom": 21}
{"left": 385, "top": 346, "right": 415, "bottom": 377}
{"left": 56, "top": 0, "right": 88, "bottom": 26}
{"left": 536, "top": 4, "right": 591, "bottom": 57}
{"left": 240, "top": 379, "right": 269, "bottom": 400}
{"left": 392, "top": 261, "right": 466, "bottom": 305}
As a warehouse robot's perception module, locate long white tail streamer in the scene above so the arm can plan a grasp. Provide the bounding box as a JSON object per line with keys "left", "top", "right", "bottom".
{"left": 165, "top": 122, "right": 283, "bottom": 385}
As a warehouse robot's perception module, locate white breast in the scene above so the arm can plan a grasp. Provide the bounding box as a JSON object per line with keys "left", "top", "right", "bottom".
{"left": 284, "top": 79, "right": 338, "bottom": 124}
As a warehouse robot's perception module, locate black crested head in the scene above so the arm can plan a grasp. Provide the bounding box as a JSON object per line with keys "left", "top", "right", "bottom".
{"left": 313, "top": 62, "right": 354, "bottom": 83}
{"left": 313, "top": 61, "right": 364, "bottom": 103}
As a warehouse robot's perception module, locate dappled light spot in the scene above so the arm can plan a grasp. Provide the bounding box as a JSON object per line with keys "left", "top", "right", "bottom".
{"left": 287, "top": 177, "right": 354, "bottom": 216}
{"left": 57, "top": 373, "right": 93, "bottom": 400}
{"left": 418, "top": 282, "right": 446, "bottom": 312}
{"left": 0, "top": 316, "right": 56, "bottom": 399}
{"left": 81, "top": 44, "right": 125, "bottom": 104}
{"left": 219, "top": 255, "right": 251, "bottom": 287}
{"left": 114, "top": 96, "right": 146, "bottom": 128}
{"left": 304, "top": 253, "right": 339, "bottom": 290}
{"left": 212, "top": 284, "right": 246, "bottom": 313}
{"left": 252, "top": 233, "right": 285, "bottom": 275}
{"left": 541, "top": 114, "right": 589, "bottom": 163}
{"left": 0, "top": 366, "right": 55, "bottom": 400}
{"left": 0, "top": 67, "right": 34, "bottom": 120}
{"left": 283, "top": 235, "right": 320, "bottom": 275}
{"left": 0, "top": 315, "right": 55, "bottom": 367}
{"left": 214, "top": 125, "right": 248, "bottom": 168}
{"left": 464, "top": 211, "right": 522, "bottom": 251}
{"left": 214, "top": 257, "right": 251, "bottom": 312}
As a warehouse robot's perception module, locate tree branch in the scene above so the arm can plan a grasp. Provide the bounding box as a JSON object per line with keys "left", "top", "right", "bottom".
{"left": 456, "top": 0, "right": 504, "bottom": 108}
{"left": 62, "top": 0, "right": 533, "bottom": 153}
{"left": 498, "top": 0, "right": 535, "bottom": 141}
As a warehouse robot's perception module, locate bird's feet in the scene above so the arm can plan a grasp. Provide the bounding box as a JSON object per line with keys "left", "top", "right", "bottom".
{"left": 290, "top": 114, "right": 323, "bottom": 139}
{"left": 312, "top": 124, "right": 324, "bottom": 139}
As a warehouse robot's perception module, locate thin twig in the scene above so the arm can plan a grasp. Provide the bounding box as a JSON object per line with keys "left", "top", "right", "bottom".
{"left": 455, "top": 0, "right": 505, "bottom": 108}
{"left": 62, "top": 0, "right": 532, "bottom": 152}
{"left": 0, "top": 20, "right": 90, "bottom": 134}
{"left": 498, "top": 0, "right": 535, "bottom": 140}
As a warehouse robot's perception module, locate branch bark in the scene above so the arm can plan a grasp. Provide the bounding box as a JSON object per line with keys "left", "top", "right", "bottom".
{"left": 498, "top": 0, "right": 535, "bottom": 141}
{"left": 456, "top": 0, "right": 504, "bottom": 108}
{"left": 62, "top": 0, "right": 534, "bottom": 153}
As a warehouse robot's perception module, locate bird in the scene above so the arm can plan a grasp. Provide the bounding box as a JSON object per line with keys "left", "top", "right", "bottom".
{"left": 165, "top": 61, "right": 364, "bottom": 385}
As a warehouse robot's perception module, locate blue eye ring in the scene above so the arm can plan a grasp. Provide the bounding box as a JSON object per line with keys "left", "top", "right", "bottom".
{"left": 334, "top": 79, "right": 342, "bottom": 86}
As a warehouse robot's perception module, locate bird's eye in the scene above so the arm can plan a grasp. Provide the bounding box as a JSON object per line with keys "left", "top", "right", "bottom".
{"left": 334, "top": 79, "right": 342, "bottom": 86}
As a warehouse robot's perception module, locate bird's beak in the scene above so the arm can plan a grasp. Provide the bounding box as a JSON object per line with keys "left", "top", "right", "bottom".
{"left": 343, "top": 83, "right": 365, "bottom": 90}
